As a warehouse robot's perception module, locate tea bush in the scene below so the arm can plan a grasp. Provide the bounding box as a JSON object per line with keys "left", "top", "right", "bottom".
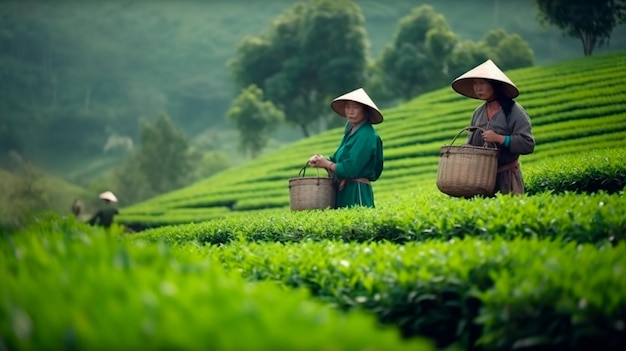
{"left": 0, "top": 218, "right": 433, "bottom": 351}
{"left": 132, "top": 191, "right": 625, "bottom": 246}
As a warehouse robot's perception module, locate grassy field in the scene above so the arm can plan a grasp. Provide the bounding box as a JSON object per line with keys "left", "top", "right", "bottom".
{"left": 116, "top": 51, "right": 626, "bottom": 229}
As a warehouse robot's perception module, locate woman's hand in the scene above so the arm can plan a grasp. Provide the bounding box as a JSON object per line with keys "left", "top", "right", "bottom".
{"left": 482, "top": 130, "right": 506, "bottom": 145}
{"left": 308, "top": 154, "right": 329, "bottom": 168}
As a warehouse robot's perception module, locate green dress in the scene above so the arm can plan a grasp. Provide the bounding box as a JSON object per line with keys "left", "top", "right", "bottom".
{"left": 329, "top": 121, "right": 383, "bottom": 208}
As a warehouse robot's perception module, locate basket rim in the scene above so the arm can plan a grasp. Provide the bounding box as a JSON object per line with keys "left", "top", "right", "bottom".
{"left": 440, "top": 145, "right": 498, "bottom": 156}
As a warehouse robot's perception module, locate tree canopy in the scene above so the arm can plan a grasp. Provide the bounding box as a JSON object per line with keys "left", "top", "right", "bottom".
{"left": 1, "top": 0, "right": 621, "bottom": 192}
{"left": 369, "top": 6, "right": 534, "bottom": 104}
{"left": 112, "top": 114, "right": 194, "bottom": 204}
{"left": 535, "top": 0, "right": 626, "bottom": 55}
{"left": 229, "top": 0, "right": 370, "bottom": 137}
{"left": 373, "top": 5, "right": 458, "bottom": 102}
{"left": 227, "top": 85, "right": 285, "bottom": 158}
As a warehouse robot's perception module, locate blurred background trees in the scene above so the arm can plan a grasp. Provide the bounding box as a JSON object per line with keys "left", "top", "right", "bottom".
{"left": 111, "top": 114, "right": 197, "bottom": 205}
{"left": 368, "top": 5, "right": 534, "bottom": 105}
{"left": 0, "top": 0, "right": 624, "bottom": 230}
{"left": 227, "top": 85, "right": 285, "bottom": 158}
{"left": 229, "top": 0, "right": 370, "bottom": 137}
{"left": 535, "top": 0, "right": 626, "bottom": 56}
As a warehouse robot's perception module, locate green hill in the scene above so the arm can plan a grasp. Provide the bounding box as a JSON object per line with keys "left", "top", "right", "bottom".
{"left": 0, "top": 167, "right": 92, "bottom": 229}
{"left": 117, "top": 51, "right": 626, "bottom": 229}
{"left": 4, "top": 0, "right": 626, "bottom": 183}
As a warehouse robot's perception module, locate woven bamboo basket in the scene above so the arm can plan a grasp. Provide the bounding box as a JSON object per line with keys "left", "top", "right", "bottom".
{"left": 289, "top": 165, "right": 336, "bottom": 211}
{"left": 437, "top": 127, "right": 499, "bottom": 197}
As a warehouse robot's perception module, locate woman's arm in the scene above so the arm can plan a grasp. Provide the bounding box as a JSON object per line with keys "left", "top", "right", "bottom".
{"left": 508, "top": 104, "right": 535, "bottom": 155}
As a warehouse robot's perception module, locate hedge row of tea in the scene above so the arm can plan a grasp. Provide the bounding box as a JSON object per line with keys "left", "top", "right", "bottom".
{"left": 0, "top": 221, "right": 434, "bottom": 351}
{"left": 117, "top": 52, "right": 626, "bottom": 228}
{"left": 3, "top": 194, "right": 624, "bottom": 350}
{"left": 118, "top": 147, "right": 626, "bottom": 229}
{"left": 524, "top": 147, "right": 626, "bottom": 195}
{"left": 5, "top": 53, "right": 625, "bottom": 351}
{"left": 194, "top": 238, "right": 626, "bottom": 350}
{"left": 114, "top": 145, "right": 626, "bottom": 228}
{"left": 119, "top": 171, "right": 625, "bottom": 349}
{"left": 131, "top": 191, "right": 625, "bottom": 246}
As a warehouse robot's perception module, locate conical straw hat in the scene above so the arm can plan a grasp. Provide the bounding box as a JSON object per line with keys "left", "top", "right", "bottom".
{"left": 99, "top": 191, "right": 118, "bottom": 203}
{"left": 451, "top": 59, "right": 519, "bottom": 99}
{"left": 330, "top": 88, "right": 383, "bottom": 124}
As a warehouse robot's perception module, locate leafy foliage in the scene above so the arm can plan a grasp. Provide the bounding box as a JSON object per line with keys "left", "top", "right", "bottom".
{"left": 481, "top": 29, "right": 535, "bottom": 69}
{"left": 525, "top": 147, "right": 626, "bottom": 194}
{"left": 535, "top": 0, "right": 626, "bottom": 55}
{"left": 0, "top": 218, "right": 434, "bottom": 351}
{"left": 228, "top": 85, "right": 285, "bottom": 158}
{"left": 112, "top": 114, "right": 194, "bottom": 205}
{"left": 1, "top": 0, "right": 624, "bottom": 185}
{"left": 371, "top": 7, "right": 534, "bottom": 103}
{"left": 191, "top": 237, "right": 626, "bottom": 350}
{"left": 374, "top": 5, "right": 458, "bottom": 101}
{"left": 132, "top": 191, "right": 625, "bottom": 247}
{"left": 229, "top": 0, "right": 369, "bottom": 136}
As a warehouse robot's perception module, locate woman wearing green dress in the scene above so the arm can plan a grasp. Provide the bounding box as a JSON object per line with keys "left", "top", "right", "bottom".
{"left": 308, "top": 88, "right": 384, "bottom": 208}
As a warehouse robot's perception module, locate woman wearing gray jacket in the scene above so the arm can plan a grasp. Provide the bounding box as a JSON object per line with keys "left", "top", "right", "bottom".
{"left": 451, "top": 59, "right": 535, "bottom": 194}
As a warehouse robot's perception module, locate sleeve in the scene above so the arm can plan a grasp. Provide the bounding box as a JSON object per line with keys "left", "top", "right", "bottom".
{"left": 373, "top": 136, "right": 383, "bottom": 180}
{"left": 508, "top": 103, "right": 535, "bottom": 155}
{"left": 465, "top": 106, "right": 483, "bottom": 146}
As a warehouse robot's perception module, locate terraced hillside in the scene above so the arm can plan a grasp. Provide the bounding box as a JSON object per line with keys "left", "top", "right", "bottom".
{"left": 118, "top": 52, "right": 626, "bottom": 228}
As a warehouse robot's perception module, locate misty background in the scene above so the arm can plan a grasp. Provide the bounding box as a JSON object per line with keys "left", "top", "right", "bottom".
{"left": 1, "top": 0, "right": 625, "bottom": 224}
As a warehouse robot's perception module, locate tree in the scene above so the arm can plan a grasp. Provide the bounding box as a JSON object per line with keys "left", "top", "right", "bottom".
{"left": 481, "top": 29, "right": 534, "bottom": 70}
{"left": 446, "top": 41, "right": 491, "bottom": 81}
{"left": 111, "top": 156, "right": 151, "bottom": 205}
{"left": 535, "top": 0, "right": 626, "bottom": 55}
{"left": 113, "top": 114, "right": 194, "bottom": 204}
{"left": 446, "top": 29, "right": 534, "bottom": 83}
{"left": 227, "top": 85, "right": 285, "bottom": 158}
{"left": 490, "top": 32, "right": 535, "bottom": 69}
{"left": 373, "top": 5, "right": 458, "bottom": 101}
{"left": 229, "top": 0, "right": 369, "bottom": 137}
{"left": 138, "top": 114, "right": 194, "bottom": 194}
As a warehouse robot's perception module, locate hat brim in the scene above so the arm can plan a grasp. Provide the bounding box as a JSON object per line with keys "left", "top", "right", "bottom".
{"left": 451, "top": 59, "right": 519, "bottom": 99}
{"left": 99, "top": 191, "right": 118, "bottom": 203}
{"left": 452, "top": 78, "right": 519, "bottom": 100}
{"left": 330, "top": 88, "right": 383, "bottom": 124}
{"left": 331, "top": 100, "right": 384, "bottom": 124}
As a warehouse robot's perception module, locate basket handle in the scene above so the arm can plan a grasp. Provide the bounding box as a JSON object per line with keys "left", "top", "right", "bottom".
{"left": 449, "top": 126, "right": 497, "bottom": 149}
{"left": 298, "top": 162, "right": 330, "bottom": 177}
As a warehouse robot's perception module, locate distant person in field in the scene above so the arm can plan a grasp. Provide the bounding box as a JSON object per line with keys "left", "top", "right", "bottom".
{"left": 451, "top": 59, "right": 535, "bottom": 195}
{"left": 87, "top": 191, "right": 120, "bottom": 229}
{"left": 307, "top": 88, "right": 384, "bottom": 208}
{"left": 70, "top": 198, "right": 83, "bottom": 217}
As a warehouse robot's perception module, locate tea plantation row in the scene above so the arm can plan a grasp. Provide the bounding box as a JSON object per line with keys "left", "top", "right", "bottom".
{"left": 119, "top": 147, "right": 626, "bottom": 228}
{"left": 117, "top": 52, "right": 626, "bottom": 228}
{"left": 0, "top": 224, "right": 434, "bottom": 351}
